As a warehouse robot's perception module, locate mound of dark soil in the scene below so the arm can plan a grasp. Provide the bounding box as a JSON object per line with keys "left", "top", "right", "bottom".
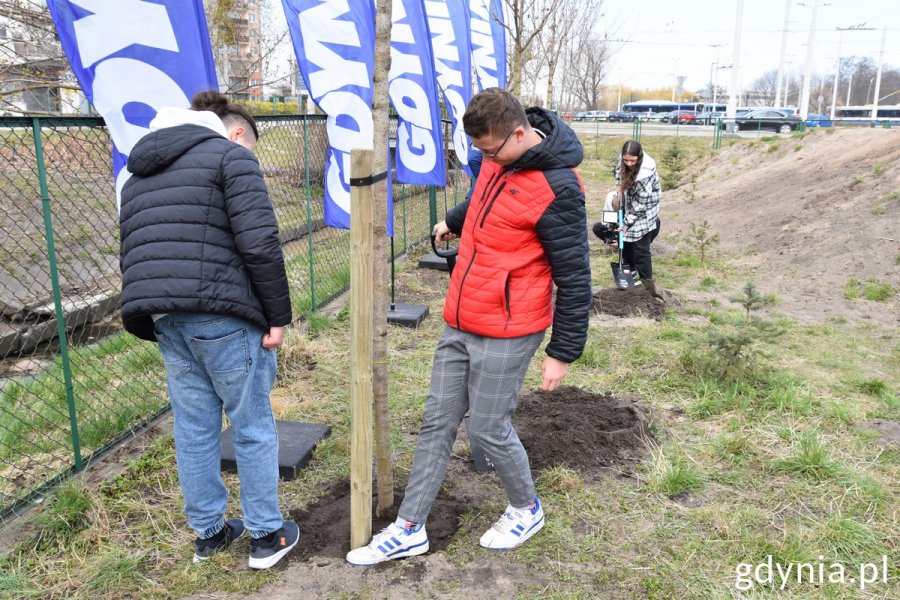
{"left": 515, "top": 386, "right": 651, "bottom": 472}
{"left": 287, "top": 387, "right": 650, "bottom": 563}
{"left": 592, "top": 282, "right": 675, "bottom": 320}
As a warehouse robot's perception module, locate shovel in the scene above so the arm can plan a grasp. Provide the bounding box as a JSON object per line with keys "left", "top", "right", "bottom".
{"left": 610, "top": 207, "right": 635, "bottom": 290}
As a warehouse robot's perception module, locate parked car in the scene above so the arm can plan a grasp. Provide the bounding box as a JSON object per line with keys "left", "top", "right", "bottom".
{"left": 607, "top": 111, "right": 629, "bottom": 122}
{"left": 573, "top": 111, "right": 589, "bottom": 121}
{"left": 676, "top": 110, "right": 699, "bottom": 124}
{"left": 650, "top": 111, "right": 673, "bottom": 122}
{"left": 724, "top": 109, "right": 802, "bottom": 133}
{"left": 661, "top": 110, "right": 695, "bottom": 124}
{"left": 805, "top": 113, "right": 833, "bottom": 127}
{"left": 695, "top": 111, "right": 725, "bottom": 125}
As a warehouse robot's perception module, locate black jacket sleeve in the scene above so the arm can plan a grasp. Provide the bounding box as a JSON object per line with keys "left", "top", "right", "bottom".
{"left": 221, "top": 146, "right": 292, "bottom": 327}
{"left": 445, "top": 197, "right": 470, "bottom": 235}
{"left": 535, "top": 175, "right": 593, "bottom": 363}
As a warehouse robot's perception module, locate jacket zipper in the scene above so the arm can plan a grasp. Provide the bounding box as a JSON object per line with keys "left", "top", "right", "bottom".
{"left": 472, "top": 171, "right": 503, "bottom": 227}
{"left": 455, "top": 247, "right": 477, "bottom": 329}
{"left": 504, "top": 275, "right": 511, "bottom": 322}
{"left": 457, "top": 169, "right": 509, "bottom": 329}
{"left": 479, "top": 181, "right": 508, "bottom": 228}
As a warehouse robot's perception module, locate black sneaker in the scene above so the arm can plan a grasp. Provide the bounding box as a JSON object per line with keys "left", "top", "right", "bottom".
{"left": 193, "top": 519, "right": 245, "bottom": 563}
{"left": 249, "top": 520, "right": 300, "bottom": 569}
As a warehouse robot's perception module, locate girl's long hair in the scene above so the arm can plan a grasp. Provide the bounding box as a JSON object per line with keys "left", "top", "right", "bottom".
{"left": 619, "top": 140, "right": 644, "bottom": 191}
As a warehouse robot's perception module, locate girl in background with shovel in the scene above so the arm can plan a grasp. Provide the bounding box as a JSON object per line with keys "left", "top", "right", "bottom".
{"left": 611, "top": 140, "right": 661, "bottom": 289}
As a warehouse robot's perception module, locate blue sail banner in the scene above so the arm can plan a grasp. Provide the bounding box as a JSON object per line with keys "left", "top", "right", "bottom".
{"left": 469, "top": 0, "right": 506, "bottom": 90}
{"left": 46, "top": 0, "right": 218, "bottom": 208}
{"left": 424, "top": 0, "right": 473, "bottom": 176}
{"left": 390, "top": 0, "right": 445, "bottom": 186}
{"left": 282, "top": 0, "right": 376, "bottom": 230}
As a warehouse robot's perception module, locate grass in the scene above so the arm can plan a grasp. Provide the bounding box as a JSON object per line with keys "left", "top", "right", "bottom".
{"left": 844, "top": 278, "right": 895, "bottom": 302}
{"left": 2, "top": 134, "right": 898, "bottom": 599}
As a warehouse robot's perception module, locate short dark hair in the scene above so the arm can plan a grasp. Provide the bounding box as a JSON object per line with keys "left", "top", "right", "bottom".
{"left": 462, "top": 87, "right": 527, "bottom": 138}
{"left": 190, "top": 90, "right": 259, "bottom": 140}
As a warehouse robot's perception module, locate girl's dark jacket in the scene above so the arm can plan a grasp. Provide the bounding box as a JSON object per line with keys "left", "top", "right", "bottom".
{"left": 119, "top": 114, "right": 291, "bottom": 342}
{"left": 443, "top": 107, "right": 592, "bottom": 363}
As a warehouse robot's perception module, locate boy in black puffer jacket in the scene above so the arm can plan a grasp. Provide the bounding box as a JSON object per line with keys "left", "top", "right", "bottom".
{"left": 119, "top": 91, "right": 297, "bottom": 570}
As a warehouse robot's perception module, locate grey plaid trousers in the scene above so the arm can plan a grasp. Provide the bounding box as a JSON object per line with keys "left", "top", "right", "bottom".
{"left": 398, "top": 325, "right": 545, "bottom": 524}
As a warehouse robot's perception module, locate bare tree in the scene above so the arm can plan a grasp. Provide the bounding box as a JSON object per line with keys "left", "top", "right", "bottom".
{"left": 205, "top": 0, "right": 291, "bottom": 98}
{"left": 838, "top": 56, "right": 899, "bottom": 105}
{"left": 747, "top": 69, "right": 779, "bottom": 106}
{"left": 371, "top": 0, "right": 393, "bottom": 517}
{"left": 568, "top": 32, "right": 607, "bottom": 110}
{"left": 498, "top": 0, "right": 563, "bottom": 96}
{"left": 536, "top": 0, "right": 599, "bottom": 109}
{"left": 0, "top": 0, "right": 76, "bottom": 114}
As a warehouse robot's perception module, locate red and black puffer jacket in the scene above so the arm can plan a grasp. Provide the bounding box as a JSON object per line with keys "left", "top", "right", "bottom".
{"left": 443, "top": 108, "right": 592, "bottom": 363}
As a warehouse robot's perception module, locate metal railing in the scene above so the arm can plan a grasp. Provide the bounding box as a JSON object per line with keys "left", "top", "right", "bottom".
{"left": 0, "top": 115, "right": 466, "bottom": 519}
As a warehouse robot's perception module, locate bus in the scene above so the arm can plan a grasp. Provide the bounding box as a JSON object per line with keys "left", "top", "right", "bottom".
{"left": 622, "top": 100, "right": 727, "bottom": 118}
{"left": 834, "top": 105, "right": 900, "bottom": 126}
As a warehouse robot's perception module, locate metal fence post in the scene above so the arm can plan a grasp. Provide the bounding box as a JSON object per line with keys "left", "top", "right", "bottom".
{"left": 428, "top": 186, "right": 437, "bottom": 230}
{"left": 401, "top": 185, "right": 408, "bottom": 254}
{"left": 303, "top": 116, "right": 316, "bottom": 311}
{"left": 32, "top": 117, "right": 83, "bottom": 471}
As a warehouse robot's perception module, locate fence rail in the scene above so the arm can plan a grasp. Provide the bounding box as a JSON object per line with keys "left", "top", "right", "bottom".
{"left": 0, "top": 115, "right": 466, "bottom": 519}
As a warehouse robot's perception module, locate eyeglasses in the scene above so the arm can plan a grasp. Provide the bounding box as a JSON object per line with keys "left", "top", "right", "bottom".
{"left": 481, "top": 127, "right": 517, "bottom": 159}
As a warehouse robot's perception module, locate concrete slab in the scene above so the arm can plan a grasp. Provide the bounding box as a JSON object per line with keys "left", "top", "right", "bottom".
{"left": 387, "top": 303, "right": 429, "bottom": 328}
{"left": 418, "top": 252, "right": 450, "bottom": 271}
{"left": 0, "top": 322, "right": 18, "bottom": 358}
{"left": 220, "top": 420, "right": 332, "bottom": 481}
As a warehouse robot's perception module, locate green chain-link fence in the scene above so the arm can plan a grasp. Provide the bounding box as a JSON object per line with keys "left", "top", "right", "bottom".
{"left": 0, "top": 114, "right": 467, "bottom": 519}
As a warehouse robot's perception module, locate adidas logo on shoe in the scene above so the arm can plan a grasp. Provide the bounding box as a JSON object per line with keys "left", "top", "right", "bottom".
{"left": 479, "top": 496, "right": 545, "bottom": 550}
{"left": 346, "top": 521, "right": 429, "bottom": 566}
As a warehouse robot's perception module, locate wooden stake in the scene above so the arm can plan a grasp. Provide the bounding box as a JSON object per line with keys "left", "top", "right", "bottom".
{"left": 349, "top": 148, "right": 374, "bottom": 549}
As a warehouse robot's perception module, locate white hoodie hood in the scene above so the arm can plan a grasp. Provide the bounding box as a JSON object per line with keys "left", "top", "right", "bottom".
{"left": 148, "top": 106, "right": 228, "bottom": 138}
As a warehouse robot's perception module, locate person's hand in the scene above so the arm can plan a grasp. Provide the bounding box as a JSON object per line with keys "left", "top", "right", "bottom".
{"left": 433, "top": 220, "right": 456, "bottom": 243}
{"left": 262, "top": 326, "right": 285, "bottom": 349}
{"left": 540, "top": 356, "right": 568, "bottom": 391}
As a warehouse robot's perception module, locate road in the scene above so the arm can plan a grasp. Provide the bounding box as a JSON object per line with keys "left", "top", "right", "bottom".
{"left": 568, "top": 120, "right": 791, "bottom": 139}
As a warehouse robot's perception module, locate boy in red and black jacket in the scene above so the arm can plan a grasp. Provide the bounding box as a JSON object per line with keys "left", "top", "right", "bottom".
{"left": 348, "top": 88, "right": 592, "bottom": 566}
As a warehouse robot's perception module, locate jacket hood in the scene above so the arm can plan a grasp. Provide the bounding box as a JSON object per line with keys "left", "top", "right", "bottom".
{"left": 635, "top": 154, "right": 657, "bottom": 182}
{"left": 126, "top": 108, "right": 228, "bottom": 177}
{"left": 509, "top": 107, "right": 583, "bottom": 172}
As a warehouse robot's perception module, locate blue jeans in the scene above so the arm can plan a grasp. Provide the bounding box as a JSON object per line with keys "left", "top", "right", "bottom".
{"left": 154, "top": 313, "right": 283, "bottom": 539}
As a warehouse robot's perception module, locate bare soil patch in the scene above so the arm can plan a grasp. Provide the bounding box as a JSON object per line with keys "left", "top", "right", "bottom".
{"left": 664, "top": 128, "right": 899, "bottom": 325}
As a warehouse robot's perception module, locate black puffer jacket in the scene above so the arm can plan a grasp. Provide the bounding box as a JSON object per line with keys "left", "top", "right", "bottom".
{"left": 119, "top": 123, "right": 291, "bottom": 341}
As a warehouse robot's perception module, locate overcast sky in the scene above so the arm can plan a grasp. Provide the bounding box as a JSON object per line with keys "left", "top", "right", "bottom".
{"left": 602, "top": 0, "right": 900, "bottom": 101}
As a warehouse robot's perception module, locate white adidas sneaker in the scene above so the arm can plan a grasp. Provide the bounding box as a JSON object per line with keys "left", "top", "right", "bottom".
{"left": 479, "top": 496, "right": 545, "bottom": 550}
{"left": 346, "top": 522, "right": 429, "bottom": 566}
